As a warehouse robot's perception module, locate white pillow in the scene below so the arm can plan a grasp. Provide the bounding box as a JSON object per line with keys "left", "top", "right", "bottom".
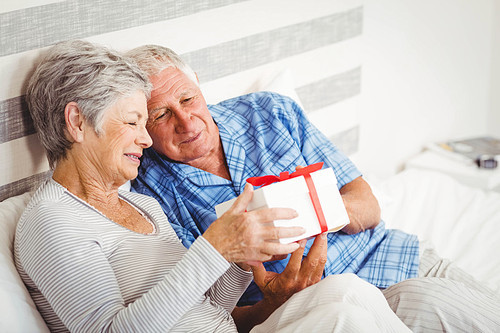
{"left": 0, "top": 192, "right": 50, "bottom": 332}
{"left": 255, "top": 68, "right": 304, "bottom": 109}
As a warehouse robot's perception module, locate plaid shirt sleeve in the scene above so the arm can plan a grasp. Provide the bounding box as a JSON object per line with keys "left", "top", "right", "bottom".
{"left": 261, "top": 93, "right": 362, "bottom": 188}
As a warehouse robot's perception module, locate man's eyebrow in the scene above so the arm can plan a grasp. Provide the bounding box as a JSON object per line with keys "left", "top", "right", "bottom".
{"left": 148, "top": 106, "right": 166, "bottom": 115}
{"left": 179, "top": 88, "right": 196, "bottom": 98}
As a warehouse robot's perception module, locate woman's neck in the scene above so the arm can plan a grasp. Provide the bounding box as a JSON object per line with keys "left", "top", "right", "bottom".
{"left": 52, "top": 156, "right": 121, "bottom": 207}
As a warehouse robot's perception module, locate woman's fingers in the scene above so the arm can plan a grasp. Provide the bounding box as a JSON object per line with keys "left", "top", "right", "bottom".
{"left": 229, "top": 183, "right": 254, "bottom": 213}
{"left": 260, "top": 240, "right": 301, "bottom": 257}
{"left": 205, "top": 186, "right": 311, "bottom": 262}
{"left": 260, "top": 225, "right": 305, "bottom": 241}
{"left": 252, "top": 206, "right": 299, "bottom": 223}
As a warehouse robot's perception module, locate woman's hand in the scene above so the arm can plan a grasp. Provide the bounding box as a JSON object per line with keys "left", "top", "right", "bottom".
{"left": 203, "top": 184, "right": 305, "bottom": 263}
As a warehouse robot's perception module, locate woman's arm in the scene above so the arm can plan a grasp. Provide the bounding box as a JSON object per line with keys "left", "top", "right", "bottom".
{"left": 16, "top": 200, "right": 231, "bottom": 332}
{"left": 206, "top": 262, "right": 253, "bottom": 313}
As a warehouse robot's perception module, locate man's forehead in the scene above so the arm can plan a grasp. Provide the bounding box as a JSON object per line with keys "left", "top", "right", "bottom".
{"left": 150, "top": 68, "right": 195, "bottom": 98}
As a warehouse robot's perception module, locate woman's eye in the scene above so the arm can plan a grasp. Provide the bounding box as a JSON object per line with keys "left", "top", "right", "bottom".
{"left": 128, "top": 122, "right": 137, "bottom": 126}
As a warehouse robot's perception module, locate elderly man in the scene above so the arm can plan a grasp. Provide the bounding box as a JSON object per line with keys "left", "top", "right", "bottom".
{"left": 128, "top": 45, "right": 500, "bottom": 332}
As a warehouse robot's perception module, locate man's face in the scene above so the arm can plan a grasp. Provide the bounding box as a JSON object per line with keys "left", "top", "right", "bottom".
{"left": 146, "top": 67, "right": 220, "bottom": 166}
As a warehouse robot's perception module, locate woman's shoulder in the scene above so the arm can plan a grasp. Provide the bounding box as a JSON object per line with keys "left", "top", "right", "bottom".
{"left": 17, "top": 179, "right": 90, "bottom": 236}
{"left": 21, "top": 179, "right": 66, "bottom": 218}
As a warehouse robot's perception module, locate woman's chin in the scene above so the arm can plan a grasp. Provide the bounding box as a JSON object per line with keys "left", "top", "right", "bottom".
{"left": 116, "top": 169, "right": 138, "bottom": 186}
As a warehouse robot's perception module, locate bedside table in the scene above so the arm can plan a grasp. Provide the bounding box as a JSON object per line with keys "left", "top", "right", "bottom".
{"left": 405, "top": 150, "right": 500, "bottom": 192}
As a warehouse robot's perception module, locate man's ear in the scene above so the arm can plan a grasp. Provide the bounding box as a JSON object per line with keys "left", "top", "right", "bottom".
{"left": 65, "top": 102, "right": 85, "bottom": 142}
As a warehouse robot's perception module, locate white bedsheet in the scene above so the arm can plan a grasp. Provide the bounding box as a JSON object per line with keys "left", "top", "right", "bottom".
{"left": 374, "top": 168, "right": 500, "bottom": 293}
{"left": 1, "top": 168, "right": 499, "bottom": 331}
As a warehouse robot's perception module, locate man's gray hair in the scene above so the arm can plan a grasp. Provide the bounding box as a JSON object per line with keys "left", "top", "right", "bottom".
{"left": 26, "top": 40, "right": 152, "bottom": 169}
{"left": 125, "top": 45, "right": 198, "bottom": 85}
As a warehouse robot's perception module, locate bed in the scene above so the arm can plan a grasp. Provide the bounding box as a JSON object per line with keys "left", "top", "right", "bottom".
{"left": 1, "top": 0, "right": 499, "bottom": 331}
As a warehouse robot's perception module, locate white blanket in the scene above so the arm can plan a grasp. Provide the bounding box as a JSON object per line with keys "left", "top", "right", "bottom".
{"left": 374, "top": 168, "right": 500, "bottom": 293}
{"left": 1, "top": 168, "right": 499, "bottom": 331}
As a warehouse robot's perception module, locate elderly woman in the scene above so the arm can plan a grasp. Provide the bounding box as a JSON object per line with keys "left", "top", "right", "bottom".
{"left": 14, "top": 40, "right": 409, "bottom": 333}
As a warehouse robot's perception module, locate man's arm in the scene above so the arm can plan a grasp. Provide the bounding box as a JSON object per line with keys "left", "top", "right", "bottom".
{"left": 231, "top": 233, "right": 328, "bottom": 333}
{"left": 340, "top": 176, "right": 381, "bottom": 234}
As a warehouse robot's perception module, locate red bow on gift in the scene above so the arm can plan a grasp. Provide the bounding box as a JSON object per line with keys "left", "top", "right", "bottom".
{"left": 246, "top": 162, "right": 324, "bottom": 187}
{"left": 246, "top": 162, "right": 328, "bottom": 233}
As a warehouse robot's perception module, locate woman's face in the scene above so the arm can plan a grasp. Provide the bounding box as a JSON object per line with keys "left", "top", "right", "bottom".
{"left": 83, "top": 90, "right": 152, "bottom": 185}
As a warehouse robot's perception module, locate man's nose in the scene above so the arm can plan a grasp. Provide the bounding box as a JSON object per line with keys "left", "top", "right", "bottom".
{"left": 174, "top": 109, "right": 196, "bottom": 133}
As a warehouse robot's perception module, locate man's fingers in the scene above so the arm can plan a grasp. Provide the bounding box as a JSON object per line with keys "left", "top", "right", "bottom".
{"left": 250, "top": 262, "right": 267, "bottom": 286}
{"left": 301, "top": 233, "right": 328, "bottom": 281}
{"left": 283, "top": 239, "right": 307, "bottom": 274}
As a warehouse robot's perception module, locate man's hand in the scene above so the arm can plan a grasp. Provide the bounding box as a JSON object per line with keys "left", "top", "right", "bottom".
{"left": 252, "top": 232, "right": 328, "bottom": 308}
{"left": 232, "top": 233, "right": 328, "bottom": 332}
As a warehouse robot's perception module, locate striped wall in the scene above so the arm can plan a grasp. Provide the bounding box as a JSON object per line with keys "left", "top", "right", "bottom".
{"left": 0, "top": 0, "right": 363, "bottom": 201}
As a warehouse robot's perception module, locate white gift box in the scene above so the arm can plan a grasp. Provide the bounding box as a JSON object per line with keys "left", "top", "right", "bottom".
{"left": 215, "top": 167, "right": 350, "bottom": 243}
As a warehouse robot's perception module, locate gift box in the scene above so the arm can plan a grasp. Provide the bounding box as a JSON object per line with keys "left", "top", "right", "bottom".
{"left": 214, "top": 163, "right": 350, "bottom": 244}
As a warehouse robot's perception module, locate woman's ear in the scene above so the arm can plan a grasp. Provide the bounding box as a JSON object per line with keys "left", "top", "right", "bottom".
{"left": 65, "top": 102, "right": 85, "bottom": 142}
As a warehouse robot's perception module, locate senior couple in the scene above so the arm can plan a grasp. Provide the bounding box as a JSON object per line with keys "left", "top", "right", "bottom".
{"left": 15, "top": 39, "right": 499, "bottom": 332}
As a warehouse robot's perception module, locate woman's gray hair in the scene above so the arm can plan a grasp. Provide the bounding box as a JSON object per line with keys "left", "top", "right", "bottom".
{"left": 125, "top": 45, "right": 198, "bottom": 85}
{"left": 26, "top": 40, "right": 152, "bottom": 169}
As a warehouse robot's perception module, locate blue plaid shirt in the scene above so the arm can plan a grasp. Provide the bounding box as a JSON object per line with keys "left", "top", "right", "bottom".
{"left": 133, "top": 92, "right": 419, "bottom": 305}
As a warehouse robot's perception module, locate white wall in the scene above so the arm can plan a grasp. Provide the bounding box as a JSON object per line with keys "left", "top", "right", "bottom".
{"left": 490, "top": 1, "right": 500, "bottom": 136}
{"left": 356, "top": 0, "right": 495, "bottom": 178}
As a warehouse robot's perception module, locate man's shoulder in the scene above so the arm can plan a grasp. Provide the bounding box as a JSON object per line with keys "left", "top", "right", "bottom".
{"left": 210, "top": 91, "right": 298, "bottom": 122}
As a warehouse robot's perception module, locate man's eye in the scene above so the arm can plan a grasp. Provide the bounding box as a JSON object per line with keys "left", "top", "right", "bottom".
{"left": 152, "top": 109, "right": 170, "bottom": 122}
{"left": 156, "top": 112, "right": 166, "bottom": 120}
{"left": 182, "top": 97, "right": 193, "bottom": 103}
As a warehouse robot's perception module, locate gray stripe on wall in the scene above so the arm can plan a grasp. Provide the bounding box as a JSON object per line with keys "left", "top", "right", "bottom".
{"left": 182, "top": 7, "right": 362, "bottom": 82}
{"left": 0, "top": 0, "right": 248, "bottom": 57}
{"left": 330, "top": 125, "right": 359, "bottom": 156}
{"left": 0, "top": 96, "right": 34, "bottom": 144}
{"left": 0, "top": 9, "right": 362, "bottom": 144}
{"left": 0, "top": 171, "right": 51, "bottom": 202}
{"left": 297, "top": 67, "right": 361, "bottom": 113}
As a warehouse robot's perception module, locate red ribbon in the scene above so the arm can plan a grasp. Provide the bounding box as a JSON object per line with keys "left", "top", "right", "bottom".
{"left": 247, "top": 162, "right": 328, "bottom": 233}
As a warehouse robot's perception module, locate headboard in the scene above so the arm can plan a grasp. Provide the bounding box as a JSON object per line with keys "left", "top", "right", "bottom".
{"left": 0, "top": 0, "right": 363, "bottom": 202}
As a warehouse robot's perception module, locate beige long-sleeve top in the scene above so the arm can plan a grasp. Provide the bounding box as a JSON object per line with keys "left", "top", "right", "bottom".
{"left": 15, "top": 178, "right": 252, "bottom": 332}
